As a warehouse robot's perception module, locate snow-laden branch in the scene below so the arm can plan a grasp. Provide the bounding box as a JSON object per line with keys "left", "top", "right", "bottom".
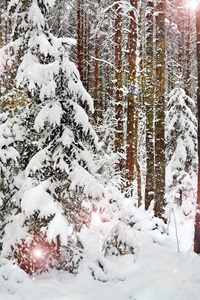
{"left": 91, "top": 56, "right": 117, "bottom": 71}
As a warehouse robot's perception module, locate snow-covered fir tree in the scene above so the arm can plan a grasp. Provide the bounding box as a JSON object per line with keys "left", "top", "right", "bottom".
{"left": 166, "top": 87, "right": 197, "bottom": 217}
{"left": 0, "top": 113, "right": 19, "bottom": 230}
{"left": 0, "top": 0, "right": 106, "bottom": 274}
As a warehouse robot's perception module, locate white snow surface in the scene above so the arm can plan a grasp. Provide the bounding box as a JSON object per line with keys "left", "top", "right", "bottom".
{"left": 1, "top": 209, "right": 200, "bottom": 300}
{"left": 0, "top": 241, "right": 200, "bottom": 299}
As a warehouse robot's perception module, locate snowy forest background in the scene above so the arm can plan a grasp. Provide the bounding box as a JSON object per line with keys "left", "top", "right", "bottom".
{"left": 0, "top": 0, "right": 200, "bottom": 282}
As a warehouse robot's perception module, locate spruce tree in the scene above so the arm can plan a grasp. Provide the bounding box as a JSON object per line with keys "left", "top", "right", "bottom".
{"left": 0, "top": 0, "right": 103, "bottom": 274}
{"left": 0, "top": 113, "right": 19, "bottom": 236}
{"left": 166, "top": 87, "right": 197, "bottom": 216}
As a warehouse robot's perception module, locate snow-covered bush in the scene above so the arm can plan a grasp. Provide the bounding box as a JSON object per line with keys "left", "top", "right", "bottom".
{"left": 77, "top": 193, "right": 168, "bottom": 282}
{"left": 103, "top": 222, "right": 135, "bottom": 257}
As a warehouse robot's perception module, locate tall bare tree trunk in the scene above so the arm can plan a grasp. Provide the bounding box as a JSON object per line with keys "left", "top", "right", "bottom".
{"left": 177, "top": 0, "right": 184, "bottom": 87}
{"left": 194, "top": 1, "right": 200, "bottom": 253}
{"left": 154, "top": 0, "right": 166, "bottom": 219}
{"left": 93, "top": 33, "right": 99, "bottom": 118}
{"left": 185, "top": 7, "right": 191, "bottom": 97}
{"left": 0, "top": 7, "right": 2, "bottom": 48}
{"left": 115, "top": 2, "right": 124, "bottom": 176}
{"left": 86, "top": 18, "right": 91, "bottom": 93}
{"left": 77, "top": 0, "right": 84, "bottom": 82}
{"left": 125, "top": 0, "right": 141, "bottom": 204}
{"left": 83, "top": 11, "right": 88, "bottom": 89}
{"left": 126, "top": 0, "right": 138, "bottom": 197}
{"left": 145, "top": 0, "right": 155, "bottom": 210}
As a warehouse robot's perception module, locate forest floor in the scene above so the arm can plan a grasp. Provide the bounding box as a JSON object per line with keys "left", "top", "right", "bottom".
{"left": 1, "top": 235, "right": 200, "bottom": 300}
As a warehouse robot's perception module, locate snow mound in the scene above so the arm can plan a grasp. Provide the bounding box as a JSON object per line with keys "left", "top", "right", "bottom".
{"left": 1, "top": 241, "right": 200, "bottom": 300}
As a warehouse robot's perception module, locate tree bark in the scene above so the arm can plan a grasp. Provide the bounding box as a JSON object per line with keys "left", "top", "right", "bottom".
{"left": 194, "top": 1, "right": 200, "bottom": 253}
{"left": 144, "top": 0, "right": 155, "bottom": 210}
{"left": 126, "top": 0, "right": 138, "bottom": 198}
{"left": 94, "top": 33, "right": 99, "bottom": 111}
{"left": 154, "top": 0, "right": 166, "bottom": 219}
{"left": 77, "top": 0, "right": 84, "bottom": 81}
{"left": 185, "top": 7, "right": 191, "bottom": 97}
{"left": 115, "top": 2, "right": 124, "bottom": 175}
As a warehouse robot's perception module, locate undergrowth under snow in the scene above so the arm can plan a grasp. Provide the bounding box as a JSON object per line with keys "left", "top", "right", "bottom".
{"left": 0, "top": 205, "right": 200, "bottom": 300}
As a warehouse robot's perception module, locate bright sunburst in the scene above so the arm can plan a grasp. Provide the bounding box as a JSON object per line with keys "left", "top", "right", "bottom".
{"left": 187, "top": 0, "right": 198, "bottom": 9}
{"left": 32, "top": 248, "right": 44, "bottom": 260}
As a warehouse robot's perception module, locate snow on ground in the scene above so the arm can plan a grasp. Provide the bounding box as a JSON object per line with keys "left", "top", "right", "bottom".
{"left": 1, "top": 237, "right": 200, "bottom": 300}
{"left": 0, "top": 205, "right": 200, "bottom": 300}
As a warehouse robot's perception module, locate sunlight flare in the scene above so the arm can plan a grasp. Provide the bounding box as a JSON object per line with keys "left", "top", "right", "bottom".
{"left": 187, "top": 0, "right": 197, "bottom": 9}
{"left": 32, "top": 248, "right": 44, "bottom": 260}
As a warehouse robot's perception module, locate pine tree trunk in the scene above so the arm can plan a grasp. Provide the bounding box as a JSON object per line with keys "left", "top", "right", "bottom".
{"left": 177, "top": 1, "right": 184, "bottom": 87}
{"left": 93, "top": 33, "right": 99, "bottom": 120}
{"left": 144, "top": 0, "right": 155, "bottom": 210}
{"left": 86, "top": 18, "right": 91, "bottom": 92}
{"left": 154, "top": 0, "right": 166, "bottom": 219}
{"left": 83, "top": 11, "right": 88, "bottom": 89}
{"left": 0, "top": 5, "right": 2, "bottom": 104}
{"left": 194, "top": 1, "right": 200, "bottom": 253}
{"left": 137, "top": 2, "right": 146, "bottom": 206}
{"left": 0, "top": 10, "right": 2, "bottom": 48}
{"left": 115, "top": 2, "right": 124, "bottom": 175}
{"left": 185, "top": 7, "right": 191, "bottom": 97}
{"left": 77, "top": 0, "right": 84, "bottom": 82}
{"left": 5, "top": 0, "right": 8, "bottom": 44}
{"left": 126, "top": 0, "right": 139, "bottom": 198}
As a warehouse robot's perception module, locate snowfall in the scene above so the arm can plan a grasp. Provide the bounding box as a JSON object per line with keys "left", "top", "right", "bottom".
{"left": 1, "top": 206, "right": 200, "bottom": 300}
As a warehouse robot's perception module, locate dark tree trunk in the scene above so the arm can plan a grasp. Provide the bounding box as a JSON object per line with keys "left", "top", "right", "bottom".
{"left": 126, "top": 0, "right": 139, "bottom": 199}
{"left": 115, "top": 2, "right": 124, "bottom": 175}
{"left": 77, "top": 0, "right": 84, "bottom": 81}
{"left": 194, "top": 1, "right": 200, "bottom": 253}
{"left": 144, "top": 0, "right": 155, "bottom": 210}
{"left": 94, "top": 33, "right": 99, "bottom": 109}
{"left": 154, "top": 0, "right": 166, "bottom": 220}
